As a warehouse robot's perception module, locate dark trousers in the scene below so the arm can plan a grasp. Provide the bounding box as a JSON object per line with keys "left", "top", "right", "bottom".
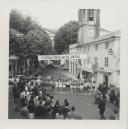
{"left": 99, "top": 109, "right": 105, "bottom": 119}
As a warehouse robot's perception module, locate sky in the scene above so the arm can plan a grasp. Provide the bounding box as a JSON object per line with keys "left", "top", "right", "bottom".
{"left": 7, "top": 0, "right": 121, "bottom": 31}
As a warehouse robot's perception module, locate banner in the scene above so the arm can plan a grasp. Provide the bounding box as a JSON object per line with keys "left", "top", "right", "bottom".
{"left": 38, "top": 54, "right": 87, "bottom": 61}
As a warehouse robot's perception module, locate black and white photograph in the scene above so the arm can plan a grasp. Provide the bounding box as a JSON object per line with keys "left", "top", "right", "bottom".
{"left": 8, "top": 1, "right": 121, "bottom": 120}
{"left": 1, "top": 0, "right": 128, "bottom": 128}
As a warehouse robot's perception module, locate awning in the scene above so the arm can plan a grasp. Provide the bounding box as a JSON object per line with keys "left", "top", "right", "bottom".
{"left": 81, "top": 68, "right": 93, "bottom": 73}
{"left": 95, "top": 68, "right": 111, "bottom": 75}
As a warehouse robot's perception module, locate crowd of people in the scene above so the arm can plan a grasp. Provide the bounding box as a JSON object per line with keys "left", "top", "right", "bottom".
{"left": 94, "top": 83, "right": 119, "bottom": 119}
{"left": 12, "top": 75, "right": 82, "bottom": 119}
{"left": 11, "top": 74, "right": 119, "bottom": 120}
{"left": 95, "top": 83, "right": 120, "bottom": 107}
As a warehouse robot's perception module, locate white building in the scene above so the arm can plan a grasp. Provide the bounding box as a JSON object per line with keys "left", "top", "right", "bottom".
{"left": 42, "top": 28, "right": 55, "bottom": 47}
{"left": 69, "top": 9, "right": 120, "bottom": 87}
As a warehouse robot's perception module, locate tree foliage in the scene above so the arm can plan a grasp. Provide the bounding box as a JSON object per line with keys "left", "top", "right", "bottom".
{"left": 54, "top": 21, "right": 78, "bottom": 54}
{"left": 9, "top": 29, "right": 26, "bottom": 58}
{"left": 9, "top": 9, "right": 54, "bottom": 59}
{"left": 10, "top": 9, "right": 40, "bottom": 34}
{"left": 26, "top": 29, "right": 54, "bottom": 57}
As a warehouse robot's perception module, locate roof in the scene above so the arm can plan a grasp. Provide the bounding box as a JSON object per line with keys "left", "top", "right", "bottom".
{"left": 69, "top": 43, "right": 77, "bottom": 49}
{"left": 42, "top": 27, "right": 56, "bottom": 34}
{"left": 78, "top": 30, "right": 120, "bottom": 46}
{"left": 100, "top": 28, "right": 110, "bottom": 33}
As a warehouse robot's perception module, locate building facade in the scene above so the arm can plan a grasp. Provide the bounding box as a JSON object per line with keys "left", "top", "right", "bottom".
{"left": 69, "top": 9, "right": 120, "bottom": 87}
{"left": 42, "top": 28, "right": 55, "bottom": 47}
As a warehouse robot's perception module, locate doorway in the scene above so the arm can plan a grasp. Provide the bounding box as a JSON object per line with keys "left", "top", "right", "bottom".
{"left": 104, "top": 75, "right": 108, "bottom": 86}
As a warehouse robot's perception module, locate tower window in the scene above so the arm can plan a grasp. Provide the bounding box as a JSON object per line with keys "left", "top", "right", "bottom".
{"left": 95, "top": 44, "right": 98, "bottom": 50}
{"left": 87, "top": 57, "right": 90, "bottom": 64}
{"left": 94, "top": 57, "right": 98, "bottom": 64}
{"left": 88, "top": 9, "right": 94, "bottom": 21}
{"left": 105, "top": 57, "right": 109, "bottom": 67}
{"left": 105, "top": 41, "right": 109, "bottom": 49}
{"left": 87, "top": 45, "right": 90, "bottom": 51}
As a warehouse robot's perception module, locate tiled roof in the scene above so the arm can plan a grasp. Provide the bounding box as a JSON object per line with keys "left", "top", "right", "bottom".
{"left": 69, "top": 43, "right": 77, "bottom": 49}
{"left": 69, "top": 30, "right": 120, "bottom": 48}
{"left": 80, "top": 30, "right": 120, "bottom": 46}
{"left": 100, "top": 28, "right": 110, "bottom": 33}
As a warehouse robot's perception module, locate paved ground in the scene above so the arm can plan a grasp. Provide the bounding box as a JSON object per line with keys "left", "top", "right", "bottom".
{"left": 8, "top": 67, "right": 118, "bottom": 119}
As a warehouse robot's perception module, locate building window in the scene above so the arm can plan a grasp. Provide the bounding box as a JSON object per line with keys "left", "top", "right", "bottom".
{"left": 95, "top": 44, "right": 98, "bottom": 50}
{"left": 105, "top": 41, "right": 109, "bottom": 49}
{"left": 87, "top": 57, "right": 90, "bottom": 64}
{"left": 94, "top": 57, "right": 98, "bottom": 64}
{"left": 84, "top": 46, "right": 86, "bottom": 52}
{"left": 87, "top": 45, "right": 90, "bottom": 51}
{"left": 105, "top": 57, "right": 108, "bottom": 67}
{"left": 84, "top": 59, "right": 86, "bottom": 65}
{"left": 88, "top": 9, "right": 94, "bottom": 21}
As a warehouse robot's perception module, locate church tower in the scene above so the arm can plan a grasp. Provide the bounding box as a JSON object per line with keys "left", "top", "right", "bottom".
{"left": 78, "top": 9, "right": 100, "bottom": 44}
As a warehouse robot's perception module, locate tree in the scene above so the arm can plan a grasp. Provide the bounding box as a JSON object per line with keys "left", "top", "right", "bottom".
{"left": 9, "top": 29, "right": 26, "bottom": 57}
{"left": 10, "top": 9, "right": 41, "bottom": 34}
{"left": 9, "top": 9, "right": 55, "bottom": 74}
{"left": 9, "top": 9, "right": 54, "bottom": 58}
{"left": 26, "top": 29, "right": 54, "bottom": 57}
{"left": 54, "top": 21, "right": 78, "bottom": 54}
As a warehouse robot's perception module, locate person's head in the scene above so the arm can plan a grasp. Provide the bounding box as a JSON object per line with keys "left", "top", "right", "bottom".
{"left": 30, "top": 95, "right": 34, "bottom": 100}
{"left": 38, "top": 96, "right": 42, "bottom": 101}
{"left": 64, "top": 99, "right": 68, "bottom": 103}
{"left": 50, "top": 96, "right": 54, "bottom": 100}
{"left": 65, "top": 102, "right": 69, "bottom": 107}
{"left": 100, "top": 94, "right": 103, "bottom": 100}
{"left": 71, "top": 106, "right": 75, "bottom": 112}
{"left": 114, "top": 109, "right": 118, "bottom": 114}
{"left": 56, "top": 100, "right": 59, "bottom": 105}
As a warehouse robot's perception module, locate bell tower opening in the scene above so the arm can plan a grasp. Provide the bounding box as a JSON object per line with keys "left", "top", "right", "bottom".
{"left": 78, "top": 9, "right": 100, "bottom": 44}
{"left": 88, "top": 9, "right": 94, "bottom": 21}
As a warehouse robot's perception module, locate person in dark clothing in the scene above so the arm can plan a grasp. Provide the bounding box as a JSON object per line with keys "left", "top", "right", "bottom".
{"left": 52, "top": 100, "right": 60, "bottom": 119}
{"left": 64, "top": 99, "right": 69, "bottom": 106}
{"left": 20, "top": 96, "right": 27, "bottom": 108}
{"left": 98, "top": 96, "right": 106, "bottom": 119}
{"left": 13, "top": 81, "right": 21, "bottom": 111}
{"left": 110, "top": 90, "right": 116, "bottom": 104}
{"left": 28, "top": 96, "right": 35, "bottom": 119}
{"left": 109, "top": 109, "right": 119, "bottom": 120}
{"left": 17, "top": 79, "right": 25, "bottom": 93}
{"left": 62, "top": 102, "right": 71, "bottom": 119}
{"left": 43, "top": 101, "right": 52, "bottom": 119}
{"left": 34, "top": 101, "right": 44, "bottom": 119}
{"left": 77, "top": 73, "right": 80, "bottom": 79}
{"left": 115, "top": 92, "right": 120, "bottom": 108}
{"left": 13, "top": 84, "right": 19, "bottom": 104}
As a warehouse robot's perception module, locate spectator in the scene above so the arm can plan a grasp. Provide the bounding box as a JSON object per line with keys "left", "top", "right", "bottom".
{"left": 20, "top": 102, "right": 29, "bottom": 118}
{"left": 109, "top": 109, "right": 119, "bottom": 120}
{"left": 63, "top": 102, "right": 71, "bottom": 119}
{"left": 28, "top": 96, "right": 35, "bottom": 119}
{"left": 98, "top": 96, "right": 106, "bottom": 119}
{"left": 52, "top": 100, "right": 60, "bottom": 119}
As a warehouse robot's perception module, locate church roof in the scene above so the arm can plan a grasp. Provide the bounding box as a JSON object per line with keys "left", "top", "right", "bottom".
{"left": 42, "top": 28, "right": 56, "bottom": 34}
{"left": 79, "top": 30, "right": 120, "bottom": 46}
{"left": 92, "top": 30, "right": 120, "bottom": 42}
